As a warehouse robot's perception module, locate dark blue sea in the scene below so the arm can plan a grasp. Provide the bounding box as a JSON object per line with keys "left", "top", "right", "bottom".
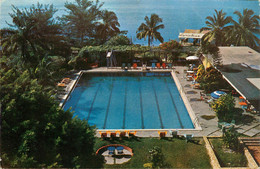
{"left": 1, "top": 0, "right": 259, "bottom": 45}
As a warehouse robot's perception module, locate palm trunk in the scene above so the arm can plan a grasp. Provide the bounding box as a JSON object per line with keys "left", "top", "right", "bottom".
{"left": 148, "top": 36, "right": 150, "bottom": 47}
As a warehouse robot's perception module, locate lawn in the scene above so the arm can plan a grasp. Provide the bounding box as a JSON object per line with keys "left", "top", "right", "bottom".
{"left": 209, "top": 138, "right": 248, "bottom": 167}
{"left": 89, "top": 137, "right": 211, "bottom": 168}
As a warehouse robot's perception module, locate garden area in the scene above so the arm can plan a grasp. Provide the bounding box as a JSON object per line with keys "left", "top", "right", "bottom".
{"left": 90, "top": 137, "right": 211, "bottom": 168}
{"left": 209, "top": 138, "right": 248, "bottom": 167}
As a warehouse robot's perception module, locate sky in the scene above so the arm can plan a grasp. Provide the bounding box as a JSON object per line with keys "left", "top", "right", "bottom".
{"left": 0, "top": 0, "right": 74, "bottom": 28}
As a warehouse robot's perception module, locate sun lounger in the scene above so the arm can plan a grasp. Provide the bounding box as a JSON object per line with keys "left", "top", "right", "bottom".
{"left": 127, "top": 63, "right": 131, "bottom": 69}
{"left": 129, "top": 131, "right": 137, "bottom": 137}
{"left": 133, "top": 63, "right": 138, "bottom": 69}
{"left": 162, "top": 63, "right": 167, "bottom": 69}
{"left": 186, "top": 76, "right": 193, "bottom": 81}
{"left": 169, "top": 130, "right": 178, "bottom": 137}
{"left": 61, "top": 78, "right": 71, "bottom": 84}
{"left": 151, "top": 63, "right": 156, "bottom": 69}
{"left": 107, "top": 146, "right": 115, "bottom": 155}
{"left": 120, "top": 131, "right": 126, "bottom": 137}
{"left": 158, "top": 131, "right": 167, "bottom": 138}
{"left": 99, "top": 132, "right": 108, "bottom": 139}
{"left": 239, "top": 101, "right": 247, "bottom": 106}
{"left": 184, "top": 134, "right": 194, "bottom": 142}
{"left": 116, "top": 146, "right": 124, "bottom": 154}
{"left": 110, "top": 132, "right": 117, "bottom": 138}
{"left": 57, "top": 83, "right": 66, "bottom": 87}
{"left": 156, "top": 63, "right": 161, "bottom": 68}
{"left": 121, "top": 63, "right": 126, "bottom": 69}
{"left": 167, "top": 63, "right": 172, "bottom": 69}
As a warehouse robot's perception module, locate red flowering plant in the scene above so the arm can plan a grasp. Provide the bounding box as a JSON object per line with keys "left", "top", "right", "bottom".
{"left": 159, "top": 40, "right": 182, "bottom": 62}
{"left": 159, "top": 40, "right": 182, "bottom": 51}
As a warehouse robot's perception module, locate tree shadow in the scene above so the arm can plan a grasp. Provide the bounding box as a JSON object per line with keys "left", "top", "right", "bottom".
{"left": 86, "top": 154, "right": 105, "bottom": 168}
{"left": 234, "top": 108, "right": 256, "bottom": 125}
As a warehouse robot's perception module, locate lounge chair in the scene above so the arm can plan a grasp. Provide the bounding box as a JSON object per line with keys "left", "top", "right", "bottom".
{"left": 129, "top": 131, "right": 137, "bottom": 137}
{"left": 169, "top": 130, "right": 178, "bottom": 138}
{"left": 116, "top": 146, "right": 124, "bottom": 154}
{"left": 184, "top": 134, "right": 194, "bottom": 142}
{"left": 151, "top": 63, "right": 156, "bottom": 69}
{"left": 133, "top": 63, "right": 138, "bottom": 69}
{"left": 99, "top": 132, "right": 107, "bottom": 139}
{"left": 167, "top": 63, "right": 172, "bottom": 69}
{"left": 110, "top": 132, "right": 117, "bottom": 138}
{"left": 239, "top": 101, "right": 247, "bottom": 106}
{"left": 158, "top": 131, "right": 167, "bottom": 138}
{"left": 120, "top": 131, "right": 126, "bottom": 137}
{"left": 107, "top": 146, "right": 115, "bottom": 155}
{"left": 127, "top": 63, "right": 131, "bottom": 69}
{"left": 162, "top": 63, "right": 167, "bottom": 69}
{"left": 156, "top": 63, "right": 161, "bottom": 68}
{"left": 121, "top": 63, "right": 126, "bottom": 69}
{"left": 57, "top": 83, "right": 66, "bottom": 87}
{"left": 61, "top": 78, "right": 71, "bottom": 84}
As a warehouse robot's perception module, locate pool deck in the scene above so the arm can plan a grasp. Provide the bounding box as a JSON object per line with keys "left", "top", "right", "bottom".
{"left": 59, "top": 66, "right": 260, "bottom": 138}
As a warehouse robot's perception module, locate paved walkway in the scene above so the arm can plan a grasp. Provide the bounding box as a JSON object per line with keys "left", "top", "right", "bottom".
{"left": 174, "top": 66, "right": 260, "bottom": 137}
{"left": 59, "top": 66, "right": 260, "bottom": 137}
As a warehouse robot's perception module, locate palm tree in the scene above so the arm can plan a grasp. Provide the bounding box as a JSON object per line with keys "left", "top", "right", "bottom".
{"left": 62, "top": 0, "right": 103, "bottom": 46}
{"left": 95, "top": 10, "right": 120, "bottom": 44}
{"left": 136, "top": 14, "right": 164, "bottom": 46}
{"left": 201, "top": 9, "right": 232, "bottom": 46}
{"left": 228, "top": 9, "right": 260, "bottom": 50}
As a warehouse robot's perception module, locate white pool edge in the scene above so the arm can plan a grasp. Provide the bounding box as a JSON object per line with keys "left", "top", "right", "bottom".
{"left": 61, "top": 68, "right": 202, "bottom": 133}
{"left": 171, "top": 71, "right": 202, "bottom": 131}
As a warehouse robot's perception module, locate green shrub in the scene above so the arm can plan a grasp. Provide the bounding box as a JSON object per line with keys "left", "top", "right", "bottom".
{"left": 211, "top": 94, "right": 235, "bottom": 122}
{"left": 223, "top": 127, "right": 240, "bottom": 150}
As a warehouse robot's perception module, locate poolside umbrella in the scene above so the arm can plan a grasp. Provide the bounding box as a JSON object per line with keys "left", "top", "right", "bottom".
{"left": 186, "top": 56, "right": 199, "bottom": 61}
{"left": 211, "top": 91, "right": 226, "bottom": 99}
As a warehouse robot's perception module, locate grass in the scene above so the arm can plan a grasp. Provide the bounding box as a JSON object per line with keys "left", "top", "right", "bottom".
{"left": 209, "top": 138, "right": 248, "bottom": 167}
{"left": 90, "top": 137, "right": 211, "bottom": 168}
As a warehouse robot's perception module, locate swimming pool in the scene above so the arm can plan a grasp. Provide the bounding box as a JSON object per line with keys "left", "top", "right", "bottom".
{"left": 64, "top": 72, "right": 194, "bottom": 129}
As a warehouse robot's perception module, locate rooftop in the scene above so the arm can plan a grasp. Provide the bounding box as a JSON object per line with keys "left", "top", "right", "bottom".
{"left": 217, "top": 47, "right": 260, "bottom": 104}
{"left": 178, "top": 29, "right": 209, "bottom": 39}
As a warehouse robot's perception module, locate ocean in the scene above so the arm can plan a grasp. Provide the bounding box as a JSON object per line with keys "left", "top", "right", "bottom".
{"left": 1, "top": 0, "right": 259, "bottom": 45}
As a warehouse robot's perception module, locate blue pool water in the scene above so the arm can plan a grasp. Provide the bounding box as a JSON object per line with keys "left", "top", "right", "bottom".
{"left": 64, "top": 72, "right": 194, "bottom": 129}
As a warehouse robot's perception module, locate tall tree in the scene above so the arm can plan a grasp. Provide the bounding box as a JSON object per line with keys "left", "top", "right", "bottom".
{"left": 229, "top": 9, "right": 260, "bottom": 50}
{"left": 136, "top": 14, "right": 164, "bottom": 46}
{"left": 0, "top": 68, "right": 97, "bottom": 168}
{"left": 61, "top": 0, "right": 103, "bottom": 46}
{"left": 95, "top": 10, "right": 121, "bottom": 44}
{"left": 201, "top": 9, "right": 232, "bottom": 46}
{"left": 2, "top": 3, "right": 68, "bottom": 69}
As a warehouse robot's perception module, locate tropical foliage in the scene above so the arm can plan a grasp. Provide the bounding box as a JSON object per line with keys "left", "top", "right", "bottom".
{"left": 1, "top": 2, "right": 98, "bottom": 168}
{"left": 202, "top": 8, "right": 260, "bottom": 51}
{"left": 2, "top": 3, "right": 70, "bottom": 70}
{"left": 223, "top": 127, "right": 240, "bottom": 150}
{"left": 197, "top": 42, "right": 222, "bottom": 67}
{"left": 196, "top": 67, "right": 226, "bottom": 92}
{"left": 61, "top": 0, "right": 103, "bottom": 46}
{"left": 136, "top": 14, "right": 164, "bottom": 46}
{"left": 105, "top": 35, "right": 131, "bottom": 46}
{"left": 95, "top": 10, "right": 121, "bottom": 44}
{"left": 211, "top": 94, "right": 235, "bottom": 122}
{"left": 228, "top": 9, "right": 260, "bottom": 50}
{"left": 201, "top": 9, "right": 232, "bottom": 46}
{"left": 0, "top": 69, "right": 95, "bottom": 168}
